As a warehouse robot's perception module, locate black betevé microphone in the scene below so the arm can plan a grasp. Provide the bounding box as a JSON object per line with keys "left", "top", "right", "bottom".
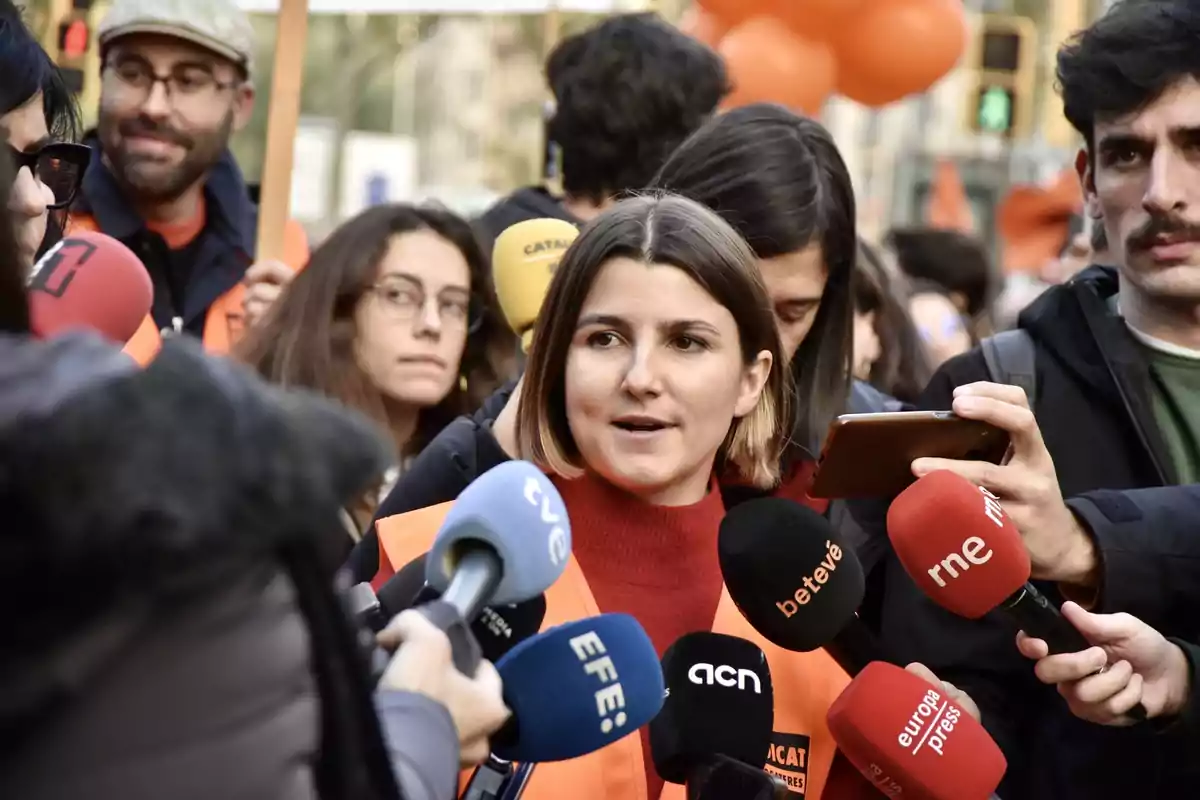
{"left": 717, "top": 498, "right": 892, "bottom": 676}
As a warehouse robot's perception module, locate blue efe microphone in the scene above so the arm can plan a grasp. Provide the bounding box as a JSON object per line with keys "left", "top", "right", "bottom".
{"left": 426, "top": 460, "right": 571, "bottom": 622}
{"left": 491, "top": 613, "right": 664, "bottom": 763}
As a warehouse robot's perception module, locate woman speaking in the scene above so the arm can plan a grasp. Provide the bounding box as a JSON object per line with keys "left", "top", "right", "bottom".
{"left": 373, "top": 194, "right": 850, "bottom": 800}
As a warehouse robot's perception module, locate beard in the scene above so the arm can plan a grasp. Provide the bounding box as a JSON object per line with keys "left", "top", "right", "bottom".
{"left": 99, "top": 110, "right": 234, "bottom": 204}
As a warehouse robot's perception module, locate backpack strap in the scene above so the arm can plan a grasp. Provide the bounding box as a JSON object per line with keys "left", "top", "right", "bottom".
{"left": 980, "top": 328, "right": 1038, "bottom": 404}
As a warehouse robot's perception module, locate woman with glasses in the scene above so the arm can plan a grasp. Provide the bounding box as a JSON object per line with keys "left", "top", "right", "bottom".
{"left": 237, "top": 203, "right": 517, "bottom": 544}
{"left": 0, "top": 3, "right": 90, "bottom": 270}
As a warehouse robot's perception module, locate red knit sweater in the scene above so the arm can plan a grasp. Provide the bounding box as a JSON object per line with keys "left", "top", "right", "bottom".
{"left": 552, "top": 474, "right": 727, "bottom": 800}
{"left": 549, "top": 462, "right": 826, "bottom": 799}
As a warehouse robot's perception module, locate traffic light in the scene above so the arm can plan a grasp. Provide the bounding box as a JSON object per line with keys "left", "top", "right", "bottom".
{"left": 964, "top": 14, "right": 1037, "bottom": 139}
{"left": 54, "top": 4, "right": 95, "bottom": 95}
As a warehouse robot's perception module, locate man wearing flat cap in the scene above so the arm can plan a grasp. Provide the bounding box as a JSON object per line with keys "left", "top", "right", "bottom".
{"left": 70, "top": 0, "right": 306, "bottom": 356}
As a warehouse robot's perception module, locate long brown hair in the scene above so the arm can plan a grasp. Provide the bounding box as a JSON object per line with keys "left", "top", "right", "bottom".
{"left": 237, "top": 203, "right": 517, "bottom": 456}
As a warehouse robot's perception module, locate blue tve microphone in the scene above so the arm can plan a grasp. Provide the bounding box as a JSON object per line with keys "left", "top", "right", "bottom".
{"left": 491, "top": 613, "right": 665, "bottom": 763}
{"left": 422, "top": 461, "right": 571, "bottom": 675}
{"left": 426, "top": 460, "right": 571, "bottom": 620}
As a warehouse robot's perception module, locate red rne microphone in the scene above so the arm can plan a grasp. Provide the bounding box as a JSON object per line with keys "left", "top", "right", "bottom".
{"left": 887, "top": 470, "right": 1030, "bottom": 620}
{"left": 27, "top": 231, "right": 152, "bottom": 345}
{"left": 826, "top": 661, "right": 1006, "bottom": 800}
{"left": 887, "top": 471, "right": 1148, "bottom": 721}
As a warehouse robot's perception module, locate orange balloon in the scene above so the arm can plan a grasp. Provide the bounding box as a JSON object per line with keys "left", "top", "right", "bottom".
{"left": 834, "top": 0, "right": 967, "bottom": 107}
{"left": 678, "top": 6, "right": 727, "bottom": 48}
{"left": 719, "top": 17, "right": 836, "bottom": 116}
{"left": 699, "top": 0, "right": 772, "bottom": 28}
{"left": 773, "top": 0, "right": 865, "bottom": 41}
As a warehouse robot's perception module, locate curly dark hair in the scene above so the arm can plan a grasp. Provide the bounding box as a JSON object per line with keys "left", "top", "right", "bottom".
{"left": 1057, "top": 0, "right": 1199, "bottom": 149}
{"left": 546, "top": 12, "right": 729, "bottom": 204}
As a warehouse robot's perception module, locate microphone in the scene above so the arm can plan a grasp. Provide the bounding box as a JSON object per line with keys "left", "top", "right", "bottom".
{"left": 491, "top": 218, "right": 578, "bottom": 350}
{"left": 376, "top": 554, "right": 548, "bottom": 662}
{"left": 649, "top": 632, "right": 783, "bottom": 799}
{"left": 27, "top": 231, "right": 152, "bottom": 345}
{"left": 826, "top": 661, "right": 1007, "bottom": 800}
{"left": 717, "top": 498, "right": 885, "bottom": 676}
{"left": 491, "top": 613, "right": 665, "bottom": 763}
{"left": 425, "top": 459, "right": 570, "bottom": 624}
{"left": 887, "top": 470, "right": 1147, "bottom": 720}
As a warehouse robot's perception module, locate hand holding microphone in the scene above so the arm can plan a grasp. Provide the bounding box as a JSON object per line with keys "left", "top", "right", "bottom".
{"left": 1015, "top": 602, "right": 1192, "bottom": 727}
{"left": 888, "top": 468, "right": 1149, "bottom": 722}
{"left": 904, "top": 663, "right": 982, "bottom": 723}
{"left": 909, "top": 382, "right": 1099, "bottom": 589}
{"left": 378, "top": 610, "right": 512, "bottom": 766}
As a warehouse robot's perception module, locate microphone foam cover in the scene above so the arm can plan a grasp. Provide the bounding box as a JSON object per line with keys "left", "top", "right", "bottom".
{"left": 649, "top": 632, "right": 773, "bottom": 784}
{"left": 491, "top": 218, "right": 578, "bottom": 342}
{"left": 827, "top": 661, "right": 1006, "bottom": 800}
{"left": 718, "top": 498, "right": 864, "bottom": 651}
{"left": 380, "top": 554, "right": 547, "bottom": 661}
{"left": 28, "top": 231, "right": 152, "bottom": 344}
{"left": 887, "top": 470, "right": 1031, "bottom": 619}
{"left": 493, "top": 613, "right": 664, "bottom": 763}
{"left": 427, "top": 460, "right": 571, "bottom": 606}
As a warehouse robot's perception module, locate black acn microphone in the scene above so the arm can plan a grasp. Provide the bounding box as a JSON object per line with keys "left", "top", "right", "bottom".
{"left": 649, "top": 632, "right": 778, "bottom": 798}
{"left": 717, "top": 498, "right": 891, "bottom": 676}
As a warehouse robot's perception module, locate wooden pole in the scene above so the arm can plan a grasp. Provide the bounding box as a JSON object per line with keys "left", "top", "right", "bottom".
{"left": 255, "top": 0, "right": 310, "bottom": 262}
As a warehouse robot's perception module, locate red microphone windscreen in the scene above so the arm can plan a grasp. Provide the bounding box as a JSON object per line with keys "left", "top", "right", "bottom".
{"left": 827, "top": 661, "right": 1006, "bottom": 800}
{"left": 886, "top": 470, "right": 1031, "bottom": 619}
{"left": 27, "top": 231, "right": 152, "bottom": 344}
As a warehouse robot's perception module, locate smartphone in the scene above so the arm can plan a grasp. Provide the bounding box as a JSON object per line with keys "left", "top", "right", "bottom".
{"left": 808, "top": 411, "right": 1010, "bottom": 499}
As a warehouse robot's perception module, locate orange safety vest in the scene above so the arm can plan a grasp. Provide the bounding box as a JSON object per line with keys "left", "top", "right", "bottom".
{"left": 375, "top": 503, "right": 850, "bottom": 800}
{"left": 67, "top": 214, "right": 310, "bottom": 366}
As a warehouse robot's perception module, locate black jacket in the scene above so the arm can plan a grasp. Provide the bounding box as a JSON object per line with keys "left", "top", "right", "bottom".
{"left": 875, "top": 266, "right": 1198, "bottom": 798}
{"left": 1068, "top": 483, "right": 1200, "bottom": 631}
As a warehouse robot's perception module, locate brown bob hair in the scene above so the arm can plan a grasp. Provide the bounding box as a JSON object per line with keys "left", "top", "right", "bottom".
{"left": 516, "top": 193, "right": 790, "bottom": 488}
{"left": 237, "top": 203, "right": 517, "bottom": 456}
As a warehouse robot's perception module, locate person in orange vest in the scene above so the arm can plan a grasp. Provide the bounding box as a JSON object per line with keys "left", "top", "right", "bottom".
{"left": 375, "top": 193, "right": 849, "bottom": 800}
{"left": 70, "top": 0, "right": 308, "bottom": 366}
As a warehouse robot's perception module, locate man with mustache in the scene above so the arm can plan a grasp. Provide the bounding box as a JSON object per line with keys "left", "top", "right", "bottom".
{"left": 868, "top": 1, "right": 1200, "bottom": 798}
{"left": 68, "top": 0, "right": 307, "bottom": 355}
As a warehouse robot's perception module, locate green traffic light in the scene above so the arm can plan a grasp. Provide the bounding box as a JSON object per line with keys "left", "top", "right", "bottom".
{"left": 978, "top": 85, "right": 1012, "bottom": 133}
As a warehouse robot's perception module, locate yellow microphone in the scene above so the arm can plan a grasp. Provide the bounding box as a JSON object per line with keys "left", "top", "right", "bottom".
{"left": 491, "top": 218, "right": 579, "bottom": 352}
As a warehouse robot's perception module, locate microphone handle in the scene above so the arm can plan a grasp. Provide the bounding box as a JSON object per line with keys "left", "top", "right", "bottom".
{"left": 461, "top": 756, "right": 512, "bottom": 800}
{"left": 443, "top": 548, "right": 504, "bottom": 622}
{"left": 498, "top": 762, "right": 536, "bottom": 800}
{"left": 1001, "top": 582, "right": 1147, "bottom": 722}
{"left": 417, "top": 598, "right": 483, "bottom": 677}
{"left": 824, "top": 617, "right": 887, "bottom": 677}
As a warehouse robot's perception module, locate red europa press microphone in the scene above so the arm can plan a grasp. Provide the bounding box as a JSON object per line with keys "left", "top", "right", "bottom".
{"left": 827, "top": 661, "right": 1006, "bottom": 800}
{"left": 26, "top": 231, "right": 153, "bottom": 345}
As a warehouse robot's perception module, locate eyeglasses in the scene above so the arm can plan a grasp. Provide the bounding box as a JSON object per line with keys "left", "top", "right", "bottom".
{"left": 368, "top": 278, "right": 481, "bottom": 333}
{"left": 103, "top": 57, "right": 241, "bottom": 109}
{"left": 8, "top": 141, "right": 91, "bottom": 209}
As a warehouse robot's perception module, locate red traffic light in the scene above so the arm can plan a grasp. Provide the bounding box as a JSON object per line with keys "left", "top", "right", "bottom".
{"left": 58, "top": 19, "right": 89, "bottom": 59}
